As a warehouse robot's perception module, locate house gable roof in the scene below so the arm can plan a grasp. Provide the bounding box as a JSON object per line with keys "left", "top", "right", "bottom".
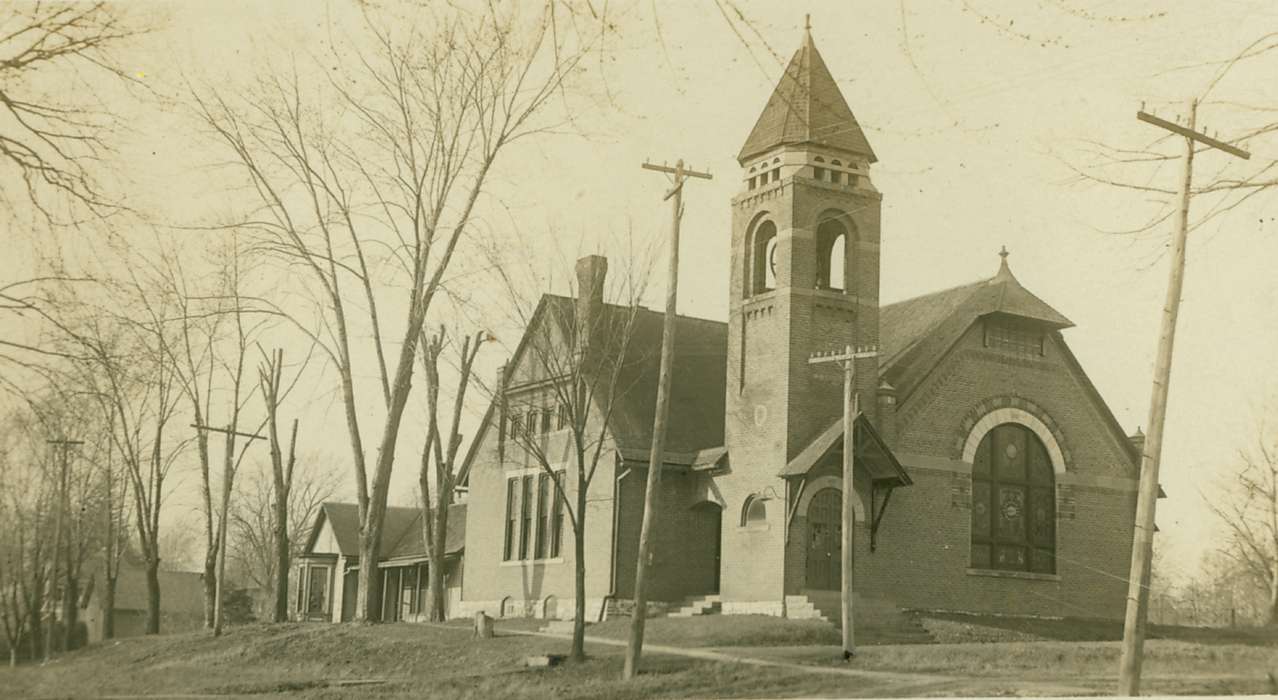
{"left": 458, "top": 294, "right": 729, "bottom": 483}
{"left": 304, "top": 502, "right": 466, "bottom": 561}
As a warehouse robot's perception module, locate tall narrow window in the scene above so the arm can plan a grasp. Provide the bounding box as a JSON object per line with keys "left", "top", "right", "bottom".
{"left": 525, "top": 411, "right": 537, "bottom": 436}
{"left": 770, "top": 168, "right": 779, "bottom": 183}
{"left": 519, "top": 475, "right": 534, "bottom": 559}
{"left": 551, "top": 470, "right": 565, "bottom": 557}
{"left": 970, "top": 423, "right": 1056, "bottom": 573}
{"left": 535, "top": 473, "right": 550, "bottom": 558}
{"left": 540, "top": 407, "right": 551, "bottom": 434}
{"left": 816, "top": 219, "right": 849, "bottom": 291}
{"left": 750, "top": 220, "right": 779, "bottom": 295}
{"left": 557, "top": 402, "right": 570, "bottom": 430}
{"left": 503, "top": 478, "right": 517, "bottom": 561}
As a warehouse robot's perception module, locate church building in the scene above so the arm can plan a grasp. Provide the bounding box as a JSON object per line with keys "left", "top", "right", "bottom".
{"left": 455, "top": 27, "right": 1144, "bottom": 625}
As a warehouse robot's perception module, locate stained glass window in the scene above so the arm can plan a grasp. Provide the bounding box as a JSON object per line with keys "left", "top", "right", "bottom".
{"left": 970, "top": 423, "right": 1056, "bottom": 573}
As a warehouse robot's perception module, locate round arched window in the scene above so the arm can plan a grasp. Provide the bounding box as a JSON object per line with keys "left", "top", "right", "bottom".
{"left": 742, "top": 496, "right": 767, "bottom": 526}
{"left": 970, "top": 423, "right": 1055, "bottom": 573}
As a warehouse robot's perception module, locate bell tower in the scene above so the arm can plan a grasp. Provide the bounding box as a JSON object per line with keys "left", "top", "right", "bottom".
{"left": 725, "top": 24, "right": 883, "bottom": 474}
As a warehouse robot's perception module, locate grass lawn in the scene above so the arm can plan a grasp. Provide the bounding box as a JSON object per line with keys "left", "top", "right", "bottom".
{"left": 585, "top": 614, "right": 840, "bottom": 648}
{"left": 1, "top": 618, "right": 1274, "bottom": 698}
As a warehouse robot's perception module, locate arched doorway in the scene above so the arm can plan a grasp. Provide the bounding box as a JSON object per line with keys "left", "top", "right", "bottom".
{"left": 690, "top": 502, "right": 723, "bottom": 594}
{"left": 805, "top": 488, "right": 843, "bottom": 590}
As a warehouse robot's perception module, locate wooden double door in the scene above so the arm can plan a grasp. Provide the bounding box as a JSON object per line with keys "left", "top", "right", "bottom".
{"left": 805, "top": 488, "right": 844, "bottom": 590}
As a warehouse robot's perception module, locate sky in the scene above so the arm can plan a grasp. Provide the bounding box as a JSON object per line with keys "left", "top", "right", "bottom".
{"left": 7, "top": 0, "right": 1278, "bottom": 578}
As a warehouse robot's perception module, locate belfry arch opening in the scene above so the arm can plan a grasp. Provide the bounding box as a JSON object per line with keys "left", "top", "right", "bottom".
{"left": 816, "top": 217, "right": 850, "bottom": 291}
{"left": 750, "top": 219, "right": 779, "bottom": 295}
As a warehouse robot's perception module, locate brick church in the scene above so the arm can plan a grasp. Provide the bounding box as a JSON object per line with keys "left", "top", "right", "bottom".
{"left": 454, "top": 27, "right": 1143, "bottom": 624}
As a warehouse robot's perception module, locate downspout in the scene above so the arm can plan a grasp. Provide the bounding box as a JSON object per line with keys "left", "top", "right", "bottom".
{"left": 608, "top": 454, "right": 633, "bottom": 600}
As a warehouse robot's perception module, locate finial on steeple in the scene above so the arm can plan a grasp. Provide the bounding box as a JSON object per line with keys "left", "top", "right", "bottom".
{"left": 992, "top": 245, "right": 1014, "bottom": 281}
{"left": 805, "top": 13, "right": 811, "bottom": 34}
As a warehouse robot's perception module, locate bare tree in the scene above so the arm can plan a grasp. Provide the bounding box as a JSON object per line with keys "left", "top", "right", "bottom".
{"left": 494, "top": 251, "right": 650, "bottom": 662}
{"left": 191, "top": 3, "right": 595, "bottom": 621}
{"left": 417, "top": 328, "right": 486, "bottom": 622}
{"left": 253, "top": 346, "right": 317, "bottom": 622}
{"left": 1206, "top": 420, "right": 1278, "bottom": 625}
{"left": 0, "top": 2, "right": 151, "bottom": 220}
{"left": 229, "top": 450, "right": 338, "bottom": 622}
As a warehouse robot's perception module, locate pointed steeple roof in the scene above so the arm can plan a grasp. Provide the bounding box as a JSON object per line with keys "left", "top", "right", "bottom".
{"left": 737, "top": 25, "right": 877, "bottom": 165}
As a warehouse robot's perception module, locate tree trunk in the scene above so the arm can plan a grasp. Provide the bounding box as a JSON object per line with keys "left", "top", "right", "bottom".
{"left": 355, "top": 515, "right": 384, "bottom": 622}
{"left": 428, "top": 503, "right": 448, "bottom": 622}
{"left": 61, "top": 575, "right": 79, "bottom": 651}
{"left": 1268, "top": 562, "right": 1278, "bottom": 626}
{"left": 273, "top": 494, "right": 290, "bottom": 623}
{"left": 103, "top": 574, "right": 117, "bottom": 640}
{"left": 571, "top": 489, "right": 587, "bottom": 662}
{"left": 8, "top": 648, "right": 14, "bottom": 668}
{"left": 144, "top": 555, "right": 161, "bottom": 635}
{"left": 202, "top": 550, "right": 217, "bottom": 629}
{"left": 28, "top": 582, "right": 43, "bottom": 661}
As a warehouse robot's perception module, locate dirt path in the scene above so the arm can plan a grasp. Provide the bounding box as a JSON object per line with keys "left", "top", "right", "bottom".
{"left": 508, "top": 627, "right": 1102, "bottom": 696}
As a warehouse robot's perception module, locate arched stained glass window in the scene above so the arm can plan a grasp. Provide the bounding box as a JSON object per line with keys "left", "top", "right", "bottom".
{"left": 971, "top": 423, "right": 1055, "bottom": 574}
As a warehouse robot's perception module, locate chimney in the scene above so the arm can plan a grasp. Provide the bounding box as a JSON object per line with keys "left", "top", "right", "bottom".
{"left": 875, "top": 380, "right": 898, "bottom": 447}
{"left": 575, "top": 255, "right": 608, "bottom": 348}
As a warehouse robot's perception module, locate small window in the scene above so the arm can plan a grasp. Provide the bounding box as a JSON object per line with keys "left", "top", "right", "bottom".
{"left": 540, "top": 408, "right": 551, "bottom": 434}
{"left": 748, "top": 176, "right": 756, "bottom": 190}
{"left": 550, "top": 470, "right": 565, "bottom": 557}
{"left": 557, "top": 403, "right": 570, "bottom": 430}
{"left": 525, "top": 411, "right": 537, "bottom": 436}
{"left": 813, "top": 167, "right": 826, "bottom": 181}
{"left": 742, "top": 495, "right": 767, "bottom": 527}
{"left": 985, "top": 319, "right": 1045, "bottom": 357}
{"left": 829, "top": 171, "right": 841, "bottom": 185}
{"left": 770, "top": 169, "right": 779, "bottom": 183}
{"left": 503, "top": 478, "right": 518, "bottom": 560}
{"left": 814, "top": 156, "right": 825, "bottom": 163}
{"left": 535, "top": 473, "right": 549, "bottom": 559}
{"left": 520, "top": 475, "right": 534, "bottom": 559}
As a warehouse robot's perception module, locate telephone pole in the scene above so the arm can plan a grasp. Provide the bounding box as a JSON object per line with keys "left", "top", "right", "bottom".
{"left": 808, "top": 345, "right": 878, "bottom": 659}
{"left": 191, "top": 423, "right": 264, "bottom": 636}
{"left": 623, "top": 158, "right": 711, "bottom": 680}
{"left": 1117, "top": 99, "right": 1249, "bottom": 695}
{"left": 45, "top": 438, "right": 82, "bottom": 659}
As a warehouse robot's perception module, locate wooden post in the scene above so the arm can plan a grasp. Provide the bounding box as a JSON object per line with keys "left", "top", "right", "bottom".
{"left": 623, "top": 159, "right": 711, "bottom": 680}
{"left": 808, "top": 346, "right": 877, "bottom": 659}
{"left": 841, "top": 359, "right": 856, "bottom": 657}
{"left": 1118, "top": 100, "right": 1249, "bottom": 695}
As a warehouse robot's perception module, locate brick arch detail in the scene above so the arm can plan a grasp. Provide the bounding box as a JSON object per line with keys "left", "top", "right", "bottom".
{"left": 796, "top": 475, "right": 866, "bottom": 523}
{"left": 956, "top": 398, "right": 1070, "bottom": 473}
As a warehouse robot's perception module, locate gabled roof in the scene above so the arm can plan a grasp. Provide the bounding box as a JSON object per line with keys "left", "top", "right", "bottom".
{"left": 304, "top": 502, "right": 466, "bottom": 561}
{"left": 780, "top": 412, "right": 912, "bottom": 488}
{"left": 458, "top": 294, "right": 728, "bottom": 484}
{"left": 880, "top": 255, "right": 1073, "bottom": 400}
{"left": 738, "top": 29, "right": 876, "bottom": 164}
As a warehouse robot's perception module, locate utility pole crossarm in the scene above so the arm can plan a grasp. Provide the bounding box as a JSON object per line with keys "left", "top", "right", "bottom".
{"left": 1137, "top": 110, "right": 1251, "bottom": 160}
{"left": 191, "top": 423, "right": 266, "bottom": 441}
{"left": 641, "top": 160, "right": 713, "bottom": 201}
